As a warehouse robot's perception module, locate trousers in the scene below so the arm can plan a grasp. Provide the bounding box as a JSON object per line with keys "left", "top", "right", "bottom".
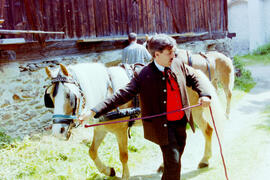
{"left": 160, "top": 117, "right": 187, "bottom": 180}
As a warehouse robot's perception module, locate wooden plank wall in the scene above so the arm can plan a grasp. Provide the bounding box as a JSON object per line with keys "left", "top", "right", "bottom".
{"left": 0, "top": 0, "right": 228, "bottom": 42}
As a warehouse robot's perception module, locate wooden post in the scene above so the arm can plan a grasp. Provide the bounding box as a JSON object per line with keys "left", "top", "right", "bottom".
{"left": 0, "top": 0, "right": 5, "bottom": 19}
{"left": 23, "top": 0, "right": 45, "bottom": 46}
{"left": 163, "top": 0, "right": 181, "bottom": 33}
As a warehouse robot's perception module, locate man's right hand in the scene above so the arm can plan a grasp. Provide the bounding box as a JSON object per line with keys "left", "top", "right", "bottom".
{"left": 78, "top": 110, "right": 96, "bottom": 124}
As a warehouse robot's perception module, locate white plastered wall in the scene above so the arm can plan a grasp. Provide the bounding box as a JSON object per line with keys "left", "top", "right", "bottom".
{"left": 228, "top": 0, "right": 270, "bottom": 55}
{"left": 228, "top": 0, "right": 249, "bottom": 55}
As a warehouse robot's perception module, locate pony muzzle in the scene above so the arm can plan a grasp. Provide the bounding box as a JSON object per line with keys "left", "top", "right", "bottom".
{"left": 52, "top": 115, "right": 77, "bottom": 140}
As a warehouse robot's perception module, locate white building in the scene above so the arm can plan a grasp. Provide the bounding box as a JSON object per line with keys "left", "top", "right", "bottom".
{"left": 228, "top": 0, "right": 270, "bottom": 55}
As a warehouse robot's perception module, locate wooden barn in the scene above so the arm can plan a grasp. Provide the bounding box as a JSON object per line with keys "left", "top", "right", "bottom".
{"left": 0, "top": 0, "right": 234, "bottom": 60}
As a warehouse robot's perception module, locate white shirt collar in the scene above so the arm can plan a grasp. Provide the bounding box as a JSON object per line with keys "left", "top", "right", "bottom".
{"left": 129, "top": 41, "right": 136, "bottom": 45}
{"left": 154, "top": 60, "right": 165, "bottom": 72}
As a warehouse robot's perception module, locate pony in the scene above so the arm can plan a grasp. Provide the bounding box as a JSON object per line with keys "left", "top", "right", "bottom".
{"left": 144, "top": 35, "right": 235, "bottom": 118}
{"left": 44, "top": 62, "right": 226, "bottom": 179}
{"left": 176, "top": 49, "right": 235, "bottom": 118}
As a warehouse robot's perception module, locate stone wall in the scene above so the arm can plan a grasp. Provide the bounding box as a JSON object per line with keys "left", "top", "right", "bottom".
{"left": 0, "top": 38, "right": 232, "bottom": 139}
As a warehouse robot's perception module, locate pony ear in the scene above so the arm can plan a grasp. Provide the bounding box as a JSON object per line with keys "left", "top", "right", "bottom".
{"left": 45, "top": 66, "right": 52, "bottom": 78}
{"left": 145, "top": 34, "right": 149, "bottom": 41}
{"left": 60, "top": 63, "right": 69, "bottom": 76}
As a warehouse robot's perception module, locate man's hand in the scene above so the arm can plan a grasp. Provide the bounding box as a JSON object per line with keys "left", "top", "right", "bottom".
{"left": 78, "top": 110, "right": 96, "bottom": 124}
{"left": 199, "top": 96, "right": 211, "bottom": 108}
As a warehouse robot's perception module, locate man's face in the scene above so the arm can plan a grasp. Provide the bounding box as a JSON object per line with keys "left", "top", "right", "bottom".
{"left": 155, "top": 47, "right": 176, "bottom": 67}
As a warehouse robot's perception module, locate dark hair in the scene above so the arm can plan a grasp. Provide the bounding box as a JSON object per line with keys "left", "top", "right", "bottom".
{"left": 147, "top": 34, "right": 177, "bottom": 57}
{"left": 128, "top": 32, "right": 137, "bottom": 42}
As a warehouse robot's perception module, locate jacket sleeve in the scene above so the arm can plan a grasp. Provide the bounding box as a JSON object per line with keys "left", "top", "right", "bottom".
{"left": 92, "top": 74, "right": 141, "bottom": 118}
{"left": 183, "top": 63, "right": 212, "bottom": 99}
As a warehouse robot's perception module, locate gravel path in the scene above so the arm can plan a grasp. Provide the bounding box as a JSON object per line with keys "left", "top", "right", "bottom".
{"left": 130, "top": 65, "right": 270, "bottom": 180}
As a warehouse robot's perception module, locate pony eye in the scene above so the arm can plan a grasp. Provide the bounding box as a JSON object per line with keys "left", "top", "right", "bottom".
{"left": 66, "top": 94, "right": 70, "bottom": 99}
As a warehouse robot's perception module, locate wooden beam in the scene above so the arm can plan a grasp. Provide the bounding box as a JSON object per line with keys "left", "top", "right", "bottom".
{"left": 0, "top": 30, "right": 65, "bottom": 34}
{"left": 77, "top": 32, "right": 209, "bottom": 43}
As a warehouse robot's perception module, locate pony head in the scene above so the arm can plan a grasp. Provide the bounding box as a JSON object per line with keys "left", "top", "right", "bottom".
{"left": 44, "top": 64, "right": 82, "bottom": 140}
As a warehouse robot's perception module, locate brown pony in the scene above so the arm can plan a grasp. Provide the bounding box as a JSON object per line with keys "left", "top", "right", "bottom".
{"left": 176, "top": 49, "right": 235, "bottom": 118}
{"left": 44, "top": 62, "right": 225, "bottom": 179}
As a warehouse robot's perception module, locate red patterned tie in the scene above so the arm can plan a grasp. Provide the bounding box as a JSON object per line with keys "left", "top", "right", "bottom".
{"left": 164, "top": 67, "right": 175, "bottom": 90}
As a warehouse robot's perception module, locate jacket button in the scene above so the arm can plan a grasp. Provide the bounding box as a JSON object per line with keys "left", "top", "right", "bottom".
{"left": 162, "top": 77, "right": 165, "bottom": 80}
{"left": 163, "top": 123, "right": 167, "bottom": 127}
{"left": 163, "top": 89, "right": 167, "bottom": 92}
{"left": 163, "top": 100, "right": 166, "bottom": 104}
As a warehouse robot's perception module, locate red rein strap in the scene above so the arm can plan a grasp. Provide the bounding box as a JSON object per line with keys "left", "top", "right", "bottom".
{"left": 84, "top": 103, "right": 201, "bottom": 128}
{"left": 209, "top": 105, "right": 229, "bottom": 180}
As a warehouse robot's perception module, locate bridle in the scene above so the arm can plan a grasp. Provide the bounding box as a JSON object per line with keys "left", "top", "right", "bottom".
{"left": 44, "top": 72, "right": 85, "bottom": 139}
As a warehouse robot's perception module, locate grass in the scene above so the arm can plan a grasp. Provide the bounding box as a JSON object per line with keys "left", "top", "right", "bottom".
{"left": 0, "top": 129, "right": 18, "bottom": 149}
{"left": 0, "top": 127, "right": 160, "bottom": 180}
{"left": 234, "top": 54, "right": 270, "bottom": 66}
{"left": 235, "top": 42, "right": 270, "bottom": 66}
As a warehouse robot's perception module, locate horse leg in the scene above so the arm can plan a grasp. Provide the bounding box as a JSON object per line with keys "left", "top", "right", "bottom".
{"left": 192, "top": 109, "right": 213, "bottom": 168}
{"left": 115, "top": 128, "right": 130, "bottom": 180}
{"left": 211, "top": 77, "right": 218, "bottom": 90}
{"left": 89, "top": 127, "right": 116, "bottom": 177}
{"left": 223, "top": 86, "right": 232, "bottom": 119}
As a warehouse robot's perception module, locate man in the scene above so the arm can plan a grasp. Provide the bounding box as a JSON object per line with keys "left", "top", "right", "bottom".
{"left": 79, "top": 34, "right": 211, "bottom": 180}
{"left": 122, "top": 32, "right": 152, "bottom": 64}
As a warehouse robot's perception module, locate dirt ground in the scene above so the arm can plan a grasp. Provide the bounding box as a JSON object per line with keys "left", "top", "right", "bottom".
{"left": 129, "top": 64, "right": 270, "bottom": 180}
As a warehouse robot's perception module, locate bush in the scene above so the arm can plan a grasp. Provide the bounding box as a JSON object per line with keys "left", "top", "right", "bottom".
{"left": 233, "top": 56, "right": 256, "bottom": 92}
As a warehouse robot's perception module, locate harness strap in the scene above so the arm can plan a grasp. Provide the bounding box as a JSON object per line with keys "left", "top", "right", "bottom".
{"left": 52, "top": 114, "right": 77, "bottom": 119}
{"left": 68, "top": 68, "right": 86, "bottom": 115}
{"left": 187, "top": 51, "right": 192, "bottom": 66}
{"left": 199, "top": 52, "right": 211, "bottom": 81}
{"left": 53, "top": 119, "right": 74, "bottom": 124}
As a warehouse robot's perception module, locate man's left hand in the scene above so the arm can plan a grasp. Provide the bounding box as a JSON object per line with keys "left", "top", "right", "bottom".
{"left": 199, "top": 96, "right": 211, "bottom": 107}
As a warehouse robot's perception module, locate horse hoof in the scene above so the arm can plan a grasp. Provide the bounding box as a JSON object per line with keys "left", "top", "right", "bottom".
{"left": 198, "top": 162, "right": 209, "bottom": 169}
{"left": 110, "top": 167, "right": 116, "bottom": 176}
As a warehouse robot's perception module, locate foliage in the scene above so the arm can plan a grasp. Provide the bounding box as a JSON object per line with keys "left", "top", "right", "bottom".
{"left": 253, "top": 43, "right": 270, "bottom": 56}
{"left": 0, "top": 129, "right": 16, "bottom": 149}
{"left": 235, "top": 43, "right": 270, "bottom": 66}
{"left": 237, "top": 53, "right": 270, "bottom": 66}
{"left": 233, "top": 56, "right": 256, "bottom": 92}
{"left": 233, "top": 42, "right": 270, "bottom": 91}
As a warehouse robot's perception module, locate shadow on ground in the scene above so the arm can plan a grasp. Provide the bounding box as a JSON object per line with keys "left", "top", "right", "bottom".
{"left": 129, "top": 167, "right": 212, "bottom": 180}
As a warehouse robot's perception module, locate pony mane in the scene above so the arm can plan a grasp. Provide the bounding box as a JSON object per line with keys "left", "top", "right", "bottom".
{"left": 68, "top": 63, "right": 111, "bottom": 109}
{"left": 107, "top": 66, "right": 130, "bottom": 92}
